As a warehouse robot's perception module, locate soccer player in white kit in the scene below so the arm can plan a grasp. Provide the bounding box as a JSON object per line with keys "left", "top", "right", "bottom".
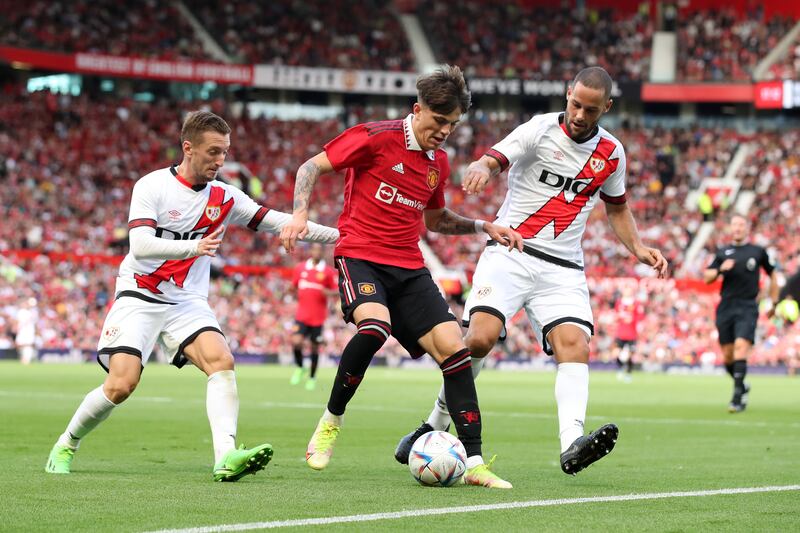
{"left": 395, "top": 67, "right": 668, "bottom": 475}
{"left": 45, "top": 111, "right": 338, "bottom": 481}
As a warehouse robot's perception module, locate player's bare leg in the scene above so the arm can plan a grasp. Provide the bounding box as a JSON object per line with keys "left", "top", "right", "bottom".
{"left": 418, "top": 321, "right": 511, "bottom": 489}
{"left": 46, "top": 353, "right": 140, "bottom": 473}
{"left": 551, "top": 324, "right": 618, "bottom": 476}
{"left": 184, "top": 331, "right": 272, "bottom": 481}
{"left": 395, "top": 312, "right": 502, "bottom": 464}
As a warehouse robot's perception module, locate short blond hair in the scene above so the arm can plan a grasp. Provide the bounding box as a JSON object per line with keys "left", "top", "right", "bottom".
{"left": 180, "top": 111, "right": 231, "bottom": 144}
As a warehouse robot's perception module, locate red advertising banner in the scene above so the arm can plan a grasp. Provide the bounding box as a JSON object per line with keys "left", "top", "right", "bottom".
{"left": 754, "top": 81, "right": 784, "bottom": 109}
{"left": 0, "top": 46, "right": 253, "bottom": 85}
{"left": 641, "top": 83, "right": 753, "bottom": 103}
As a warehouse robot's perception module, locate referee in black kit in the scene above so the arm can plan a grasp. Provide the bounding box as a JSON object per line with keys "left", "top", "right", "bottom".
{"left": 704, "top": 215, "right": 778, "bottom": 413}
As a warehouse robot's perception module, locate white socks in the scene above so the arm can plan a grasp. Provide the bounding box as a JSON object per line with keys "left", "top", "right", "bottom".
{"left": 57, "top": 386, "right": 116, "bottom": 449}
{"left": 555, "top": 362, "right": 589, "bottom": 452}
{"left": 321, "top": 408, "right": 343, "bottom": 426}
{"left": 207, "top": 370, "right": 239, "bottom": 463}
{"left": 426, "top": 356, "right": 485, "bottom": 430}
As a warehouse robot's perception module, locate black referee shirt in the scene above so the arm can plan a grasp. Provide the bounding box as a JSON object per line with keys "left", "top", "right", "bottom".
{"left": 708, "top": 243, "right": 774, "bottom": 301}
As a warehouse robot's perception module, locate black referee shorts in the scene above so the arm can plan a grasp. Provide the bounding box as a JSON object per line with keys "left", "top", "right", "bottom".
{"left": 334, "top": 256, "right": 457, "bottom": 358}
{"left": 715, "top": 299, "right": 759, "bottom": 345}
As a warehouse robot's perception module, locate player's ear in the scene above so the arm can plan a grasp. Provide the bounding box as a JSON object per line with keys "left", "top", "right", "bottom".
{"left": 605, "top": 98, "right": 613, "bottom": 113}
{"left": 182, "top": 140, "right": 192, "bottom": 158}
{"left": 412, "top": 102, "right": 422, "bottom": 116}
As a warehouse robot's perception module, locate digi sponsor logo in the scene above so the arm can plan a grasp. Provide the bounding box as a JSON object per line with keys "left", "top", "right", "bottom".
{"left": 375, "top": 182, "right": 425, "bottom": 211}
{"left": 358, "top": 282, "right": 377, "bottom": 295}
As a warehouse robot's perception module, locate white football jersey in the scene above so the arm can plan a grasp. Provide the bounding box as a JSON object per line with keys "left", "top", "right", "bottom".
{"left": 488, "top": 112, "right": 627, "bottom": 266}
{"left": 116, "top": 166, "right": 270, "bottom": 301}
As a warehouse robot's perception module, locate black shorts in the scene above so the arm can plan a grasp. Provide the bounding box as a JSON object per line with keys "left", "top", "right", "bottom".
{"left": 716, "top": 299, "right": 758, "bottom": 345}
{"left": 615, "top": 339, "right": 636, "bottom": 350}
{"left": 334, "top": 256, "right": 457, "bottom": 358}
{"left": 293, "top": 321, "right": 323, "bottom": 343}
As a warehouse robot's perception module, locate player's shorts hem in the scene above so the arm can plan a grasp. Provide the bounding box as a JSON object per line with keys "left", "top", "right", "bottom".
{"left": 96, "top": 346, "right": 143, "bottom": 373}
{"left": 541, "top": 317, "right": 594, "bottom": 356}
{"left": 463, "top": 306, "right": 507, "bottom": 341}
{"left": 172, "top": 326, "right": 224, "bottom": 368}
{"left": 115, "top": 290, "right": 176, "bottom": 305}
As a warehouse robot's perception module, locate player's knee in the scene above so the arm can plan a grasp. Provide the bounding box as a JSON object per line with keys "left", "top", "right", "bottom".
{"left": 104, "top": 377, "right": 138, "bottom": 403}
{"left": 550, "top": 329, "right": 590, "bottom": 362}
{"left": 464, "top": 330, "right": 497, "bottom": 358}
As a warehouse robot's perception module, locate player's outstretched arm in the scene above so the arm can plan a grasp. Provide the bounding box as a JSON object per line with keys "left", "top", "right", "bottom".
{"left": 605, "top": 202, "right": 668, "bottom": 278}
{"left": 258, "top": 210, "right": 339, "bottom": 244}
{"left": 462, "top": 155, "right": 502, "bottom": 195}
{"left": 423, "top": 208, "right": 523, "bottom": 252}
{"left": 130, "top": 226, "right": 224, "bottom": 260}
{"left": 280, "top": 152, "right": 335, "bottom": 253}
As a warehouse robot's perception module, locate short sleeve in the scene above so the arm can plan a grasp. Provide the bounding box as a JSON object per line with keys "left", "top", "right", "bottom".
{"left": 128, "top": 177, "right": 159, "bottom": 230}
{"left": 761, "top": 247, "right": 776, "bottom": 274}
{"left": 708, "top": 250, "right": 723, "bottom": 269}
{"left": 487, "top": 116, "right": 544, "bottom": 171}
{"left": 324, "top": 124, "right": 374, "bottom": 171}
{"left": 224, "top": 184, "right": 266, "bottom": 230}
{"left": 599, "top": 144, "right": 627, "bottom": 204}
{"left": 326, "top": 268, "right": 338, "bottom": 290}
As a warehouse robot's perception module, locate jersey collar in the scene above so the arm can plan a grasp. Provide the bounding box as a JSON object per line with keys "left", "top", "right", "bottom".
{"left": 305, "top": 259, "right": 326, "bottom": 271}
{"left": 170, "top": 165, "right": 207, "bottom": 192}
{"left": 403, "top": 114, "right": 435, "bottom": 160}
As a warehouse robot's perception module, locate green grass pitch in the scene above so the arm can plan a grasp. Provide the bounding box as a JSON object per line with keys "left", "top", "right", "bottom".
{"left": 1, "top": 361, "right": 798, "bottom": 532}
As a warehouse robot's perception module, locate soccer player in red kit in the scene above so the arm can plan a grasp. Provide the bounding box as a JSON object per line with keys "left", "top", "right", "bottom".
{"left": 280, "top": 65, "right": 523, "bottom": 488}
{"left": 612, "top": 286, "right": 643, "bottom": 382}
{"left": 290, "top": 243, "right": 337, "bottom": 390}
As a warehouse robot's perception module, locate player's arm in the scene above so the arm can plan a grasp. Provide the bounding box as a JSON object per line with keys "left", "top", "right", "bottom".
{"left": 257, "top": 209, "right": 338, "bottom": 244}
{"left": 129, "top": 226, "right": 223, "bottom": 260}
{"left": 280, "top": 152, "right": 335, "bottom": 252}
{"left": 423, "top": 208, "right": 523, "bottom": 252}
{"left": 605, "top": 202, "right": 668, "bottom": 278}
{"left": 462, "top": 154, "right": 504, "bottom": 194}
{"left": 704, "top": 254, "right": 733, "bottom": 283}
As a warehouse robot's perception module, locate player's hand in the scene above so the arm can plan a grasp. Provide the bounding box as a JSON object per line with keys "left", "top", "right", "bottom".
{"left": 280, "top": 214, "right": 309, "bottom": 253}
{"left": 634, "top": 245, "right": 669, "bottom": 279}
{"left": 719, "top": 258, "right": 735, "bottom": 272}
{"left": 197, "top": 226, "right": 224, "bottom": 257}
{"left": 462, "top": 161, "right": 492, "bottom": 195}
{"left": 484, "top": 222, "right": 524, "bottom": 252}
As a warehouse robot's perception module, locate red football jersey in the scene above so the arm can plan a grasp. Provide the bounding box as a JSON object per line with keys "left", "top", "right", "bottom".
{"left": 293, "top": 259, "right": 337, "bottom": 326}
{"left": 614, "top": 297, "right": 642, "bottom": 342}
{"left": 324, "top": 114, "right": 449, "bottom": 269}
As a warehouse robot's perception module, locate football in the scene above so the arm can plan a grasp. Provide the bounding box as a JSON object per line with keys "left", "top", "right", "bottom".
{"left": 408, "top": 430, "right": 467, "bottom": 487}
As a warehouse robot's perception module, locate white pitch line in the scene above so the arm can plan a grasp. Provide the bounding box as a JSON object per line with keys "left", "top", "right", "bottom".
{"left": 144, "top": 485, "right": 800, "bottom": 533}
{"left": 2, "top": 390, "right": 799, "bottom": 429}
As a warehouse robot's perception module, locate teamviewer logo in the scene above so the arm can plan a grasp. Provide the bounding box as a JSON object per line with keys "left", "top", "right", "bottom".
{"left": 375, "top": 182, "right": 398, "bottom": 204}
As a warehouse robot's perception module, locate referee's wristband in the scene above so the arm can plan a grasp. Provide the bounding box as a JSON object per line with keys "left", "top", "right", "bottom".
{"left": 474, "top": 219, "right": 487, "bottom": 233}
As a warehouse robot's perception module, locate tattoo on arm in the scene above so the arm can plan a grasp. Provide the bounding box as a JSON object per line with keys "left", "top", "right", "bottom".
{"left": 293, "top": 160, "right": 321, "bottom": 215}
{"left": 430, "top": 209, "right": 478, "bottom": 235}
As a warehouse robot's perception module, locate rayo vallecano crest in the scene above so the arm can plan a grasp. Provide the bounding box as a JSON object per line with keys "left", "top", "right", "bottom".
{"left": 205, "top": 205, "right": 221, "bottom": 221}
{"left": 589, "top": 157, "right": 606, "bottom": 174}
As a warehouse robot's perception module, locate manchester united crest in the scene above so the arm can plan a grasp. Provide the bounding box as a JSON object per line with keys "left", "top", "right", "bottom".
{"left": 205, "top": 205, "right": 221, "bottom": 221}
{"left": 427, "top": 167, "right": 440, "bottom": 190}
{"left": 589, "top": 157, "right": 606, "bottom": 174}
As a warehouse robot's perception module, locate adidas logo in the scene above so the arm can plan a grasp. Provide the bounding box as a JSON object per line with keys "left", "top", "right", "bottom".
{"left": 392, "top": 163, "right": 404, "bottom": 174}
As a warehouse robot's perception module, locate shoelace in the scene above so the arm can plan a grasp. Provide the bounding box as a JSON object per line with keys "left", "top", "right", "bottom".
{"left": 315, "top": 422, "right": 340, "bottom": 452}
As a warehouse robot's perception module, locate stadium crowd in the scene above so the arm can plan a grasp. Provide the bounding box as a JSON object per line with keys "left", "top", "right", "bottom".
{"left": 418, "top": 2, "right": 652, "bottom": 81}
{"left": 676, "top": 7, "right": 796, "bottom": 81}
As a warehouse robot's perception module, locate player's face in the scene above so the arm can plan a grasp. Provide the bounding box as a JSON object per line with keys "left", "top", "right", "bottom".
{"left": 310, "top": 243, "right": 323, "bottom": 261}
{"left": 185, "top": 131, "right": 231, "bottom": 183}
{"left": 411, "top": 102, "right": 462, "bottom": 151}
{"left": 564, "top": 82, "right": 612, "bottom": 141}
{"left": 730, "top": 216, "right": 748, "bottom": 243}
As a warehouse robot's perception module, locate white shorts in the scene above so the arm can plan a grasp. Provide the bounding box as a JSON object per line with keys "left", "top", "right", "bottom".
{"left": 97, "top": 291, "right": 221, "bottom": 371}
{"left": 463, "top": 245, "right": 593, "bottom": 355}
